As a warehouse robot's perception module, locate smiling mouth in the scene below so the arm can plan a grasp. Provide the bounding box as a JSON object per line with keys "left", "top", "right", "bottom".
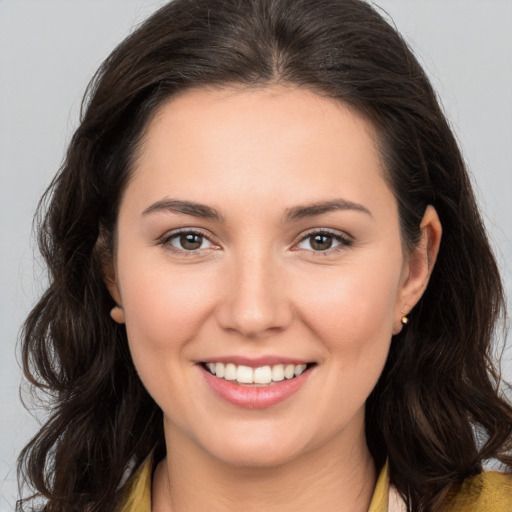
{"left": 201, "top": 362, "right": 315, "bottom": 386}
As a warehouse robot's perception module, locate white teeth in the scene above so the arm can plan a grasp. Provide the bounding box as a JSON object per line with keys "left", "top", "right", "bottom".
{"left": 215, "top": 362, "right": 225, "bottom": 378}
{"left": 271, "top": 364, "right": 285, "bottom": 381}
{"left": 236, "top": 365, "right": 254, "bottom": 384}
{"left": 253, "top": 366, "right": 272, "bottom": 384}
{"left": 224, "top": 363, "right": 237, "bottom": 380}
{"left": 284, "top": 364, "right": 295, "bottom": 379}
{"left": 294, "top": 364, "right": 307, "bottom": 377}
{"left": 205, "top": 362, "right": 310, "bottom": 384}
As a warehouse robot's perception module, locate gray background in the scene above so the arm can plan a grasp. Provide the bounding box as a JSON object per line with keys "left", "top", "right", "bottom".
{"left": 1, "top": 0, "right": 511, "bottom": 509}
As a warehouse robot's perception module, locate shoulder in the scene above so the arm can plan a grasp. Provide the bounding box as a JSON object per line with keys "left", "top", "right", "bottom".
{"left": 447, "top": 470, "right": 512, "bottom": 512}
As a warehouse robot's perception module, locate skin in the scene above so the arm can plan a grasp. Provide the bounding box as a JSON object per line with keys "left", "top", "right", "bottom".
{"left": 106, "top": 85, "right": 441, "bottom": 511}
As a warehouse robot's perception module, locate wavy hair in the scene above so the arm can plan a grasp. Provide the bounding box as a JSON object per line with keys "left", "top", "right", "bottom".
{"left": 18, "top": 0, "right": 511, "bottom": 510}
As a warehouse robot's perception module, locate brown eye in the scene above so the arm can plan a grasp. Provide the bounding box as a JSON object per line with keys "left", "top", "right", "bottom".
{"left": 162, "top": 229, "right": 218, "bottom": 254}
{"left": 296, "top": 230, "right": 352, "bottom": 253}
{"left": 310, "top": 234, "right": 333, "bottom": 251}
{"left": 163, "top": 231, "right": 213, "bottom": 252}
{"left": 179, "top": 233, "right": 204, "bottom": 250}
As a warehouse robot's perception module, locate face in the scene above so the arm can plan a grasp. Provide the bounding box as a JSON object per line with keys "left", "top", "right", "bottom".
{"left": 107, "top": 86, "right": 436, "bottom": 468}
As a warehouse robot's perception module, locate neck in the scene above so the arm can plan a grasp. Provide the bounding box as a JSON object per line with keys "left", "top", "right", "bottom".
{"left": 152, "top": 419, "right": 377, "bottom": 512}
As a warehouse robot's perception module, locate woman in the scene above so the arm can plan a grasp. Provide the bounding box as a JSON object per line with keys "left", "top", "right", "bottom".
{"left": 17, "top": 0, "right": 512, "bottom": 511}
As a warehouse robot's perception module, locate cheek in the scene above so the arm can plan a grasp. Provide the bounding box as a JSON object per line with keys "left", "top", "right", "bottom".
{"left": 117, "top": 259, "right": 220, "bottom": 431}
{"left": 295, "top": 261, "right": 401, "bottom": 349}
{"left": 296, "top": 266, "right": 398, "bottom": 421}
{"left": 117, "top": 255, "right": 217, "bottom": 369}
{"left": 294, "top": 257, "right": 401, "bottom": 399}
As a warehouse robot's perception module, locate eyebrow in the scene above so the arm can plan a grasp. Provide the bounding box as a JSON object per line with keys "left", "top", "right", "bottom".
{"left": 142, "top": 197, "right": 372, "bottom": 222}
{"left": 283, "top": 198, "right": 373, "bottom": 222}
{"left": 142, "top": 199, "right": 225, "bottom": 221}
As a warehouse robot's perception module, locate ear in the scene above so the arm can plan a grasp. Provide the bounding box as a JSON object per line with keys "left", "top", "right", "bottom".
{"left": 393, "top": 205, "right": 442, "bottom": 334}
{"left": 97, "top": 233, "right": 125, "bottom": 324}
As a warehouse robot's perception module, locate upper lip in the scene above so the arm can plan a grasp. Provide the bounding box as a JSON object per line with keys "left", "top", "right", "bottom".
{"left": 200, "top": 356, "right": 313, "bottom": 367}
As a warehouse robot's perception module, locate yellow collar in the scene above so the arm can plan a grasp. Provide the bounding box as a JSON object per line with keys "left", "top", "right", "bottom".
{"left": 368, "top": 460, "right": 390, "bottom": 511}
{"left": 118, "top": 458, "right": 391, "bottom": 512}
{"left": 118, "top": 456, "right": 512, "bottom": 512}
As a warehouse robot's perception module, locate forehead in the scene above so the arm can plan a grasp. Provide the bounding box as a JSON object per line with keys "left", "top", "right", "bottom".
{"left": 126, "top": 85, "right": 393, "bottom": 217}
{"left": 140, "top": 85, "right": 381, "bottom": 162}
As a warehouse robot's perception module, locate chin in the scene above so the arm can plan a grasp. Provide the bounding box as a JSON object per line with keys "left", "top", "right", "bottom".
{"left": 211, "top": 443, "right": 305, "bottom": 469}
{"left": 197, "top": 425, "right": 313, "bottom": 469}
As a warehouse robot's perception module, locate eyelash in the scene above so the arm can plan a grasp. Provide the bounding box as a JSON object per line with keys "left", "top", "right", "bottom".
{"left": 295, "top": 229, "right": 353, "bottom": 255}
{"left": 158, "top": 228, "right": 217, "bottom": 255}
{"left": 157, "top": 228, "right": 353, "bottom": 255}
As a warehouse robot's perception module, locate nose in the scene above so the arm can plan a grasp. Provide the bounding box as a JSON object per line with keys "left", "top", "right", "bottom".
{"left": 215, "top": 246, "right": 293, "bottom": 339}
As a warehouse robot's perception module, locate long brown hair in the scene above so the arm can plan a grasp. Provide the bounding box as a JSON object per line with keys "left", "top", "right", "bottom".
{"left": 18, "top": 0, "right": 511, "bottom": 511}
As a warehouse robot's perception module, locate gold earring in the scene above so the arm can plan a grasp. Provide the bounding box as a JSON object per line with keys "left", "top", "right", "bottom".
{"left": 401, "top": 307, "right": 409, "bottom": 325}
{"left": 110, "top": 305, "right": 125, "bottom": 324}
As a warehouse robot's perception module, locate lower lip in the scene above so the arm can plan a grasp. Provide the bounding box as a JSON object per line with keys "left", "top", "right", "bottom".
{"left": 201, "top": 366, "right": 313, "bottom": 409}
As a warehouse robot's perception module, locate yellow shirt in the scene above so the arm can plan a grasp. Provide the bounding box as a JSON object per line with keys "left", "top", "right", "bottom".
{"left": 118, "top": 456, "right": 512, "bottom": 512}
